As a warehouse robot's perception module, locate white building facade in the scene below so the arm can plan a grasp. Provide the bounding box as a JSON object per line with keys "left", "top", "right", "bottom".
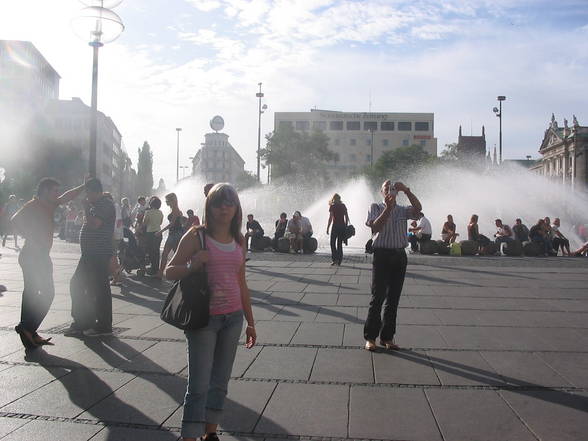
{"left": 274, "top": 109, "right": 437, "bottom": 175}
{"left": 192, "top": 132, "right": 245, "bottom": 184}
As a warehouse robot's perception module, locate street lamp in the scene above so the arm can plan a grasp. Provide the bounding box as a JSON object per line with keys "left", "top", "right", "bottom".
{"left": 176, "top": 128, "right": 182, "bottom": 183}
{"left": 493, "top": 95, "right": 506, "bottom": 164}
{"left": 256, "top": 82, "right": 267, "bottom": 182}
{"left": 72, "top": 0, "right": 124, "bottom": 177}
{"left": 369, "top": 129, "right": 375, "bottom": 167}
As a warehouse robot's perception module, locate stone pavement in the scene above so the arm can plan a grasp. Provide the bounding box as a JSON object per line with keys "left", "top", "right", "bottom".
{"left": 0, "top": 241, "right": 587, "bottom": 441}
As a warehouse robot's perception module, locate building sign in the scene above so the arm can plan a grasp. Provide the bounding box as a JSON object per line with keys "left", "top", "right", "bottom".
{"left": 414, "top": 135, "right": 431, "bottom": 139}
{"left": 319, "top": 112, "right": 390, "bottom": 120}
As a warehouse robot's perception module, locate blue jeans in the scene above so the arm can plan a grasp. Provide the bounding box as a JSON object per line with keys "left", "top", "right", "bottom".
{"left": 182, "top": 310, "right": 243, "bottom": 438}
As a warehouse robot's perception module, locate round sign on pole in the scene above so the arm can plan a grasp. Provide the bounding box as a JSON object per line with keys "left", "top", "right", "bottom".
{"left": 210, "top": 115, "right": 224, "bottom": 132}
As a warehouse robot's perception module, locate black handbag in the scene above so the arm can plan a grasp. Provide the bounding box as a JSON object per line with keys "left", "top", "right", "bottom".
{"left": 160, "top": 231, "right": 210, "bottom": 330}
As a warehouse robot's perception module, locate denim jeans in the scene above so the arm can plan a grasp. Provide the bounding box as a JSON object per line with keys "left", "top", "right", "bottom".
{"left": 182, "top": 310, "right": 243, "bottom": 439}
{"left": 18, "top": 246, "right": 54, "bottom": 333}
{"left": 330, "top": 224, "right": 346, "bottom": 264}
{"left": 364, "top": 248, "right": 407, "bottom": 341}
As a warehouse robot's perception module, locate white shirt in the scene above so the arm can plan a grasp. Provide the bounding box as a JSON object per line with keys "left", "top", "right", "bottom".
{"left": 300, "top": 216, "right": 313, "bottom": 235}
{"left": 418, "top": 217, "right": 432, "bottom": 235}
{"left": 113, "top": 203, "right": 123, "bottom": 240}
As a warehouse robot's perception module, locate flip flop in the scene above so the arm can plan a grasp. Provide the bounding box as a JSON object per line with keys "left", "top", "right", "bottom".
{"left": 33, "top": 333, "right": 54, "bottom": 346}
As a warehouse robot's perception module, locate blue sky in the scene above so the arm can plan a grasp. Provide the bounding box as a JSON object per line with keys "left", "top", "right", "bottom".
{"left": 2, "top": 0, "right": 588, "bottom": 185}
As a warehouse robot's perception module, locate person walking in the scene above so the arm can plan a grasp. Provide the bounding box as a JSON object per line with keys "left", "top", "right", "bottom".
{"left": 157, "top": 192, "right": 186, "bottom": 278}
{"left": 165, "top": 183, "right": 256, "bottom": 441}
{"left": 326, "top": 193, "right": 349, "bottom": 266}
{"left": 364, "top": 180, "right": 422, "bottom": 351}
{"left": 11, "top": 178, "right": 85, "bottom": 348}
{"left": 143, "top": 196, "right": 164, "bottom": 275}
{"left": 65, "top": 178, "right": 116, "bottom": 337}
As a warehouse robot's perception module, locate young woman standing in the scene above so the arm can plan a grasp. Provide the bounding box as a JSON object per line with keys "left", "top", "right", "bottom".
{"left": 326, "top": 193, "right": 349, "bottom": 266}
{"left": 165, "top": 183, "right": 256, "bottom": 441}
{"left": 157, "top": 192, "right": 186, "bottom": 278}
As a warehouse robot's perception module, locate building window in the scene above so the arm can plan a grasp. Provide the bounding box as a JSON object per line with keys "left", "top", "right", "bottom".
{"left": 346, "top": 121, "right": 360, "bottom": 130}
{"left": 313, "top": 121, "right": 327, "bottom": 130}
{"left": 382, "top": 139, "right": 389, "bottom": 146}
{"left": 334, "top": 138, "right": 340, "bottom": 146}
{"left": 398, "top": 122, "right": 412, "bottom": 131}
{"left": 402, "top": 139, "right": 409, "bottom": 146}
{"left": 295, "top": 121, "right": 310, "bottom": 131}
{"left": 415, "top": 122, "right": 429, "bottom": 131}
{"left": 350, "top": 138, "right": 357, "bottom": 146}
{"left": 279, "top": 121, "right": 293, "bottom": 130}
{"left": 366, "top": 154, "right": 371, "bottom": 162}
{"left": 329, "top": 121, "right": 344, "bottom": 131}
{"left": 364, "top": 121, "right": 378, "bottom": 131}
{"left": 350, "top": 153, "right": 357, "bottom": 161}
{"left": 381, "top": 121, "right": 394, "bottom": 131}
{"left": 366, "top": 138, "right": 371, "bottom": 146}
{"left": 420, "top": 140, "right": 426, "bottom": 147}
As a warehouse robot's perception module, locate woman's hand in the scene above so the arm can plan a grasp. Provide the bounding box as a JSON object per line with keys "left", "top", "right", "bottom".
{"left": 190, "top": 250, "right": 209, "bottom": 270}
{"left": 245, "top": 325, "right": 256, "bottom": 348}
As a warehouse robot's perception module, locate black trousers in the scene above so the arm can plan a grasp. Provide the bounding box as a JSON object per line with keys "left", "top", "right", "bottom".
{"left": 70, "top": 254, "right": 112, "bottom": 330}
{"left": 364, "top": 248, "right": 407, "bottom": 341}
{"left": 552, "top": 237, "right": 569, "bottom": 253}
{"left": 145, "top": 232, "right": 161, "bottom": 273}
{"left": 18, "top": 247, "right": 54, "bottom": 333}
{"left": 330, "top": 224, "right": 346, "bottom": 264}
{"left": 408, "top": 233, "right": 431, "bottom": 252}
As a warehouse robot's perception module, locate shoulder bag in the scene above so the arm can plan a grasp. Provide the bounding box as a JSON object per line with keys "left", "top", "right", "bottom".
{"left": 160, "top": 230, "right": 210, "bottom": 330}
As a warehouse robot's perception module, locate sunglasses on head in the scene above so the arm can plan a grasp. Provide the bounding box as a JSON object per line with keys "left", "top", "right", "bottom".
{"left": 211, "top": 198, "right": 236, "bottom": 208}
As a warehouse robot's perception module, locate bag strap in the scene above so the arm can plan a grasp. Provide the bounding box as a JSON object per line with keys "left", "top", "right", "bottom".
{"left": 197, "top": 229, "right": 206, "bottom": 271}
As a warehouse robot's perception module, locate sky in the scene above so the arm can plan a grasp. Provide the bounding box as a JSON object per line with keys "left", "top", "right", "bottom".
{"left": 1, "top": 0, "right": 588, "bottom": 186}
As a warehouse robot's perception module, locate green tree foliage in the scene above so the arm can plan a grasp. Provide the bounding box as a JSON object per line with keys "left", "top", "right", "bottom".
{"left": 440, "top": 142, "right": 459, "bottom": 161}
{"left": 136, "top": 141, "right": 154, "bottom": 197}
{"left": 235, "top": 170, "right": 259, "bottom": 191}
{"left": 365, "top": 144, "right": 436, "bottom": 184}
{"left": 261, "top": 126, "right": 338, "bottom": 184}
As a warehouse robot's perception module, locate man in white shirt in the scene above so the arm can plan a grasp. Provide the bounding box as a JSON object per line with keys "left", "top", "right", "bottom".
{"left": 408, "top": 212, "right": 432, "bottom": 252}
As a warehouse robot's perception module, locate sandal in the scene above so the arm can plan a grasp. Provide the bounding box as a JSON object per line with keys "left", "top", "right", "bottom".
{"left": 15, "top": 325, "right": 38, "bottom": 349}
{"left": 380, "top": 339, "right": 400, "bottom": 350}
{"left": 33, "top": 333, "right": 54, "bottom": 346}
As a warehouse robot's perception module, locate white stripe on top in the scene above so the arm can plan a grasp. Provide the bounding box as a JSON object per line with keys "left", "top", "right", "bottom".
{"left": 366, "top": 203, "right": 418, "bottom": 249}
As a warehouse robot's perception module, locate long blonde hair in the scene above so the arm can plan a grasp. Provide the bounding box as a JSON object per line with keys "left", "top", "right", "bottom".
{"left": 204, "top": 183, "right": 244, "bottom": 246}
{"left": 329, "top": 193, "right": 342, "bottom": 206}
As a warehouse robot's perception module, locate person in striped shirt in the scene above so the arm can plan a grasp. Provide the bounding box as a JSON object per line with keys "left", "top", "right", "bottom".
{"left": 364, "top": 180, "right": 422, "bottom": 351}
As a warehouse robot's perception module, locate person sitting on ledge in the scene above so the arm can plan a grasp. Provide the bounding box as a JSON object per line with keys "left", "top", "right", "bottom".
{"left": 529, "top": 219, "right": 555, "bottom": 256}
{"left": 512, "top": 218, "right": 529, "bottom": 242}
{"left": 551, "top": 217, "right": 571, "bottom": 256}
{"left": 494, "top": 219, "right": 513, "bottom": 255}
{"left": 467, "top": 214, "right": 490, "bottom": 254}
{"left": 441, "top": 214, "right": 459, "bottom": 244}
{"left": 572, "top": 241, "right": 588, "bottom": 257}
{"left": 273, "top": 212, "right": 288, "bottom": 250}
{"left": 245, "top": 214, "right": 264, "bottom": 251}
{"left": 298, "top": 211, "right": 313, "bottom": 240}
{"left": 286, "top": 212, "right": 303, "bottom": 253}
{"left": 408, "top": 212, "right": 432, "bottom": 252}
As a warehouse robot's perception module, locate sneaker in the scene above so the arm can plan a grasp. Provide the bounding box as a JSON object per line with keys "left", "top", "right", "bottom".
{"left": 364, "top": 340, "right": 377, "bottom": 351}
{"left": 83, "top": 328, "right": 113, "bottom": 337}
{"left": 63, "top": 324, "right": 84, "bottom": 337}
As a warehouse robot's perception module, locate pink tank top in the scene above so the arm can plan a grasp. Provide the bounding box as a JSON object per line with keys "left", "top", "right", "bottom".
{"left": 205, "top": 234, "right": 244, "bottom": 315}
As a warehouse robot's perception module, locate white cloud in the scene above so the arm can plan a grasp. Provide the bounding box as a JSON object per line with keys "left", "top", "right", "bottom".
{"left": 185, "top": 0, "right": 222, "bottom": 12}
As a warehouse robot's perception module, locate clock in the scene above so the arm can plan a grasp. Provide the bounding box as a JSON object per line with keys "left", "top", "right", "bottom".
{"left": 210, "top": 115, "right": 224, "bottom": 132}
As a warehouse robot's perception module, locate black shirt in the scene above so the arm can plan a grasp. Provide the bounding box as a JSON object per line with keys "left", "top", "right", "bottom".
{"left": 80, "top": 196, "right": 116, "bottom": 255}
{"left": 247, "top": 220, "right": 264, "bottom": 235}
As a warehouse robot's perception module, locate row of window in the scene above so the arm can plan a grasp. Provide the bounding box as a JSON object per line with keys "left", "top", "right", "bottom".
{"left": 280, "top": 120, "right": 430, "bottom": 132}
{"left": 333, "top": 138, "right": 427, "bottom": 147}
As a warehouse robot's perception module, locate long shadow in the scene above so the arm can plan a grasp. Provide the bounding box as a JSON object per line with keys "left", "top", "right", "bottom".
{"left": 385, "top": 349, "right": 588, "bottom": 413}
{"left": 110, "top": 276, "right": 169, "bottom": 315}
{"left": 412, "top": 262, "right": 537, "bottom": 281}
{"left": 22, "top": 349, "right": 179, "bottom": 441}
{"left": 405, "top": 271, "right": 482, "bottom": 287}
{"left": 247, "top": 266, "right": 341, "bottom": 288}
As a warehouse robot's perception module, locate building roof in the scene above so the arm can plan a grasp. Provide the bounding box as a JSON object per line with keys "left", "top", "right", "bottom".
{"left": 0, "top": 40, "right": 60, "bottom": 79}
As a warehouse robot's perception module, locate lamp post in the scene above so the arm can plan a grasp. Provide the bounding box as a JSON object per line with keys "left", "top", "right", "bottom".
{"left": 493, "top": 95, "right": 506, "bottom": 164}
{"left": 369, "top": 129, "right": 375, "bottom": 167}
{"left": 176, "top": 128, "right": 182, "bottom": 183}
{"left": 256, "top": 83, "right": 267, "bottom": 182}
{"left": 72, "top": 0, "right": 124, "bottom": 177}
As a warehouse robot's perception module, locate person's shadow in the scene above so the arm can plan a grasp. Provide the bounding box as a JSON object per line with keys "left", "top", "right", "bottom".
{"left": 383, "top": 349, "right": 588, "bottom": 413}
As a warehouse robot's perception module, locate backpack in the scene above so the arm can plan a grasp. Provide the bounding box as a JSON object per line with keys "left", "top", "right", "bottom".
{"left": 450, "top": 242, "right": 462, "bottom": 256}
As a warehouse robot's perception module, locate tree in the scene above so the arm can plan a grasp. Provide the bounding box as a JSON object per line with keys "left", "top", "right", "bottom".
{"left": 235, "top": 170, "right": 259, "bottom": 191}
{"left": 366, "top": 144, "right": 436, "bottom": 184}
{"left": 136, "top": 141, "right": 154, "bottom": 197}
{"left": 440, "top": 143, "right": 459, "bottom": 161}
{"left": 261, "top": 126, "right": 338, "bottom": 184}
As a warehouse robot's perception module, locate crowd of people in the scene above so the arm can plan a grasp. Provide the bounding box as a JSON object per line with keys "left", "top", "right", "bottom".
{"left": 407, "top": 212, "right": 588, "bottom": 257}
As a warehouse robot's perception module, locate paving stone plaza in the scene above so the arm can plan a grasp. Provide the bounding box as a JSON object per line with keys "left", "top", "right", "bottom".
{"left": 0, "top": 242, "right": 587, "bottom": 441}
